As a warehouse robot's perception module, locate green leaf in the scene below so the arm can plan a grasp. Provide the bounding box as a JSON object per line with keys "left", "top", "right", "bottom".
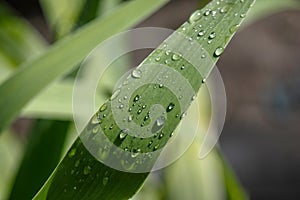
{"left": 33, "top": 0, "right": 256, "bottom": 199}
{"left": 8, "top": 120, "right": 70, "bottom": 200}
{"left": 0, "top": 3, "right": 47, "bottom": 67}
{"left": 0, "top": 0, "right": 170, "bottom": 133}
{"left": 39, "top": 0, "right": 85, "bottom": 37}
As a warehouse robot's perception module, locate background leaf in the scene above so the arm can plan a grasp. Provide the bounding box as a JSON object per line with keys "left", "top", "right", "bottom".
{"left": 0, "top": 0, "right": 170, "bottom": 134}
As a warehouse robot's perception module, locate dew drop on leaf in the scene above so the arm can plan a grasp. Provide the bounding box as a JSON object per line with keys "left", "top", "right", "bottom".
{"left": 198, "top": 30, "right": 206, "bottom": 37}
{"left": 209, "top": 32, "right": 216, "bottom": 39}
{"left": 119, "top": 129, "right": 128, "bottom": 139}
{"left": 214, "top": 47, "right": 224, "bottom": 57}
{"left": 131, "top": 69, "right": 142, "bottom": 79}
{"left": 166, "top": 103, "right": 175, "bottom": 112}
{"left": 99, "top": 104, "right": 107, "bottom": 112}
{"left": 172, "top": 53, "right": 181, "bottom": 61}
{"left": 189, "top": 10, "right": 202, "bottom": 23}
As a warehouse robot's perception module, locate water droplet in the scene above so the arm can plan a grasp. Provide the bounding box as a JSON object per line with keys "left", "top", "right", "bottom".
{"left": 172, "top": 53, "right": 181, "bottom": 61}
{"left": 92, "top": 125, "right": 99, "bottom": 134}
{"left": 229, "top": 24, "right": 239, "bottom": 33}
{"left": 220, "top": 5, "right": 229, "bottom": 13}
{"left": 166, "top": 103, "right": 175, "bottom": 112}
{"left": 180, "top": 65, "right": 185, "bottom": 70}
{"left": 189, "top": 10, "right": 202, "bottom": 23}
{"left": 134, "top": 95, "right": 140, "bottom": 102}
{"left": 198, "top": 30, "right": 206, "bottom": 37}
{"left": 155, "top": 57, "right": 160, "bottom": 62}
{"left": 119, "top": 104, "right": 124, "bottom": 109}
{"left": 91, "top": 114, "right": 101, "bottom": 124}
{"left": 68, "top": 148, "right": 76, "bottom": 158}
{"left": 148, "top": 141, "right": 153, "bottom": 147}
{"left": 119, "top": 129, "right": 128, "bottom": 139}
{"left": 201, "top": 54, "right": 206, "bottom": 59}
{"left": 165, "top": 50, "right": 171, "bottom": 55}
{"left": 170, "top": 132, "right": 174, "bottom": 137}
{"left": 142, "top": 105, "right": 146, "bottom": 109}
{"left": 156, "top": 116, "right": 166, "bottom": 127}
{"left": 202, "top": 78, "right": 207, "bottom": 83}
{"left": 100, "top": 104, "right": 107, "bottom": 112}
{"left": 209, "top": 32, "right": 216, "bottom": 39}
{"left": 240, "top": 13, "right": 246, "bottom": 18}
{"left": 180, "top": 112, "right": 187, "bottom": 120}
{"left": 165, "top": 60, "right": 170, "bottom": 64}
{"left": 159, "top": 84, "right": 163, "bottom": 88}
{"left": 158, "top": 133, "right": 164, "bottom": 139}
{"left": 102, "top": 177, "right": 109, "bottom": 186}
{"left": 192, "top": 95, "right": 196, "bottom": 100}
{"left": 73, "top": 186, "right": 77, "bottom": 190}
{"left": 204, "top": 9, "right": 211, "bottom": 16}
{"left": 132, "top": 69, "right": 142, "bottom": 79}
{"left": 128, "top": 115, "right": 133, "bottom": 122}
{"left": 109, "top": 124, "right": 114, "bottom": 130}
{"left": 154, "top": 145, "right": 159, "bottom": 151}
{"left": 211, "top": 10, "right": 217, "bottom": 17}
{"left": 214, "top": 47, "right": 224, "bottom": 57}
{"left": 131, "top": 149, "right": 141, "bottom": 158}
{"left": 110, "top": 89, "right": 120, "bottom": 100}
{"left": 83, "top": 166, "right": 91, "bottom": 175}
{"left": 137, "top": 109, "right": 142, "bottom": 114}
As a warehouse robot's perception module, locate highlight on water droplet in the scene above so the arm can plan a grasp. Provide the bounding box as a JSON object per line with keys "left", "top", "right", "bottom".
{"left": 131, "top": 69, "right": 142, "bottom": 79}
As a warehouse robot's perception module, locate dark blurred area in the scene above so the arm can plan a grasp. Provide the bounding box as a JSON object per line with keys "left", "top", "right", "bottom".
{"left": 4, "top": 0, "right": 300, "bottom": 199}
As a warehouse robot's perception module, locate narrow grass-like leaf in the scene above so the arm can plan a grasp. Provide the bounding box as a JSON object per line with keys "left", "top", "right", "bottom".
{"left": 0, "top": 0, "right": 170, "bottom": 133}
{"left": 33, "top": 0, "right": 256, "bottom": 199}
{"left": 8, "top": 120, "right": 70, "bottom": 200}
{"left": 0, "top": 3, "right": 47, "bottom": 67}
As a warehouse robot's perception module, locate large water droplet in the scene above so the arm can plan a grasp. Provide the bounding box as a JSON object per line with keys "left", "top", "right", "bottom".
{"left": 166, "top": 103, "right": 175, "bottom": 112}
{"left": 209, "top": 32, "right": 216, "bottom": 39}
{"left": 100, "top": 104, "right": 107, "bottom": 112}
{"left": 119, "top": 129, "right": 128, "bottom": 139}
{"left": 172, "top": 53, "right": 181, "bottom": 61}
{"left": 198, "top": 30, "right": 206, "bottom": 37}
{"left": 91, "top": 114, "right": 101, "bottom": 124}
{"left": 132, "top": 69, "right": 142, "bottom": 79}
{"left": 134, "top": 95, "right": 140, "bottom": 102}
{"left": 189, "top": 10, "right": 202, "bottom": 23}
{"left": 214, "top": 47, "right": 224, "bottom": 57}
